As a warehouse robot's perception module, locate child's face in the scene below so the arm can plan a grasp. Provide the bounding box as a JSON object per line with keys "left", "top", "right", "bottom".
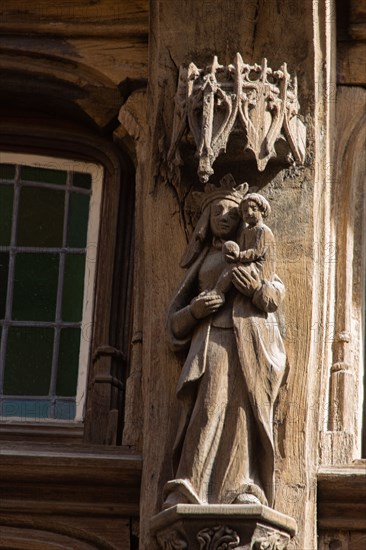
{"left": 241, "top": 200, "right": 263, "bottom": 226}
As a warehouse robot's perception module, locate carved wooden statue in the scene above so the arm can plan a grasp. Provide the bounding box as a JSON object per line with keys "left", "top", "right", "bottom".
{"left": 164, "top": 175, "right": 286, "bottom": 509}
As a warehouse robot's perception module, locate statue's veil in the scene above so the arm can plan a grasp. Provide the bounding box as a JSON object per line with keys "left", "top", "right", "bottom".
{"left": 180, "top": 206, "right": 211, "bottom": 268}
{"left": 180, "top": 178, "right": 249, "bottom": 268}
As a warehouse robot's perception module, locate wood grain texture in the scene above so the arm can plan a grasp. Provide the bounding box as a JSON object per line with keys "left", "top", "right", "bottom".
{"left": 349, "top": 0, "right": 366, "bottom": 40}
{"left": 0, "top": 36, "right": 148, "bottom": 85}
{"left": 139, "top": 1, "right": 333, "bottom": 548}
{"left": 318, "top": 464, "right": 366, "bottom": 531}
{"left": 0, "top": 444, "right": 141, "bottom": 549}
{"left": 337, "top": 42, "right": 366, "bottom": 85}
{"left": 118, "top": 91, "right": 148, "bottom": 451}
{"left": 0, "top": 0, "right": 148, "bottom": 37}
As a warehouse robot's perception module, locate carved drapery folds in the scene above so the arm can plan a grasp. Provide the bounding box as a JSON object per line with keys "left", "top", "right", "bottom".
{"left": 168, "top": 53, "right": 306, "bottom": 182}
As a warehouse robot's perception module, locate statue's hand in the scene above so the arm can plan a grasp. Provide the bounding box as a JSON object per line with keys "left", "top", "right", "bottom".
{"left": 232, "top": 265, "right": 262, "bottom": 297}
{"left": 223, "top": 240, "right": 240, "bottom": 263}
{"left": 190, "top": 292, "right": 224, "bottom": 319}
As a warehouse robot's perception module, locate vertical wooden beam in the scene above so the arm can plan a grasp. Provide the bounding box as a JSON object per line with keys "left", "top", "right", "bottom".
{"left": 141, "top": 1, "right": 335, "bottom": 548}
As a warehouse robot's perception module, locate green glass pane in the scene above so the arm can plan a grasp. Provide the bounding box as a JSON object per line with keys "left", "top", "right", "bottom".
{"left": 21, "top": 166, "right": 67, "bottom": 185}
{"left": 67, "top": 193, "right": 90, "bottom": 247}
{"left": 0, "top": 185, "right": 14, "bottom": 245}
{"left": 73, "top": 172, "right": 91, "bottom": 190}
{"left": 3, "top": 327, "right": 53, "bottom": 395}
{"left": 56, "top": 328, "right": 81, "bottom": 396}
{"left": 62, "top": 254, "right": 85, "bottom": 322}
{"left": 12, "top": 253, "right": 59, "bottom": 321}
{"left": 17, "top": 186, "right": 64, "bottom": 247}
{"left": 0, "top": 253, "right": 9, "bottom": 319}
{"left": 0, "top": 164, "right": 15, "bottom": 180}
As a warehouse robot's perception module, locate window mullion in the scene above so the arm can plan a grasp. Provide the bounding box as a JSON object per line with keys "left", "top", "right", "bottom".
{"left": 48, "top": 171, "right": 71, "bottom": 418}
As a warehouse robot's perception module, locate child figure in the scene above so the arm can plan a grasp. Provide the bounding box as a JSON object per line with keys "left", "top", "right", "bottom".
{"left": 209, "top": 193, "right": 275, "bottom": 303}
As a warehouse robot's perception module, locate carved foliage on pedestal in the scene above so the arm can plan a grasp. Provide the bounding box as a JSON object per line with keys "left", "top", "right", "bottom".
{"left": 156, "top": 524, "right": 291, "bottom": 550}
{"left": 251, "top": 525, "right": 290, "bottom": 550}
{"left": 168, "top": 53, "right": 306, "bottom": 182}
{"left": 157, "top": 529, "right": 188, "bottom": 550}
{"left": 197, "top": 525, "right": 240, "bottom": 549}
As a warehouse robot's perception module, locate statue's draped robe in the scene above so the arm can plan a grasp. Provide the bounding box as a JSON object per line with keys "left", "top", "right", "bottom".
{"left": 166, "top": 245, "right": 286, "bottom": 507}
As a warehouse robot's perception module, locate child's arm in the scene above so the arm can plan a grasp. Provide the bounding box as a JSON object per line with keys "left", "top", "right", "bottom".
{"left": 238, "top": 248, "right": 264, "bottom": 262}
{"left": 238, "top": 226, "right": 269, "bottom": 263}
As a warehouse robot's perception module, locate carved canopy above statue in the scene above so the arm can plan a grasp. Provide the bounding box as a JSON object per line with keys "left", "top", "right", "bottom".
{"left": 168, "top": 53, "right": 306, "bottom": 182}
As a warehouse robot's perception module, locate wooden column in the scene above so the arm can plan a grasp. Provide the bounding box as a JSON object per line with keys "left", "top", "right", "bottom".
{"left": 140, "top": 1, "right": 335, "bottom": 548}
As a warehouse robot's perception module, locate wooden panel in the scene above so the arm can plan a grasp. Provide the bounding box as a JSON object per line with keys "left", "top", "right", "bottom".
{"left": 0, "top": 421, "right": 83, "bottom": 444}
{"left": 337, "top": 42, "right": 366, "bottom": 85}
{"left": 0, "top": 0, "right": 148, "bottom": 38}
{"left": 0, "top": 444, "right": 140, "bottom": 548}
{"left": 0, "top": 1, "right": 148, "bottom": 92}
{"left": 350, "top": 531, "right": 366, "bottom": 550}
{"left": 0, "top": 518, "right": 131, "bottom": 549}
{"left": 0, "top": 36, "right": 148, "bottom": 85}
{"left": 349, "top": 0, "right": 366, "bottom": 40}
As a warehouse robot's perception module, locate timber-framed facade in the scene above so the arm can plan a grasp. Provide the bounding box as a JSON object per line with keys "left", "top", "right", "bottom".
{"left": 0, "top": 1, "right": 365, "bottom": 549}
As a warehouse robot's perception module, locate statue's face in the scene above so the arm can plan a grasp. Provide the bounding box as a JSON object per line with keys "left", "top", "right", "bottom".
{"left": 241, "top": 199, "right": 263, "bottom": 227}
{"left": 210, "top": 198, "right": 240, "bottom": 239}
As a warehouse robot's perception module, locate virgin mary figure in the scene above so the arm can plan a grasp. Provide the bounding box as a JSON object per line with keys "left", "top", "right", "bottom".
{"left": 163, "top": 175, "right": 286, "bottom": 509}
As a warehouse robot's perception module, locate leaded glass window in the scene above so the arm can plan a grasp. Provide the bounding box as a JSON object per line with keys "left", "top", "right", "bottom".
{"left": 0, "top": 153, "right": 102, "bottom": 421}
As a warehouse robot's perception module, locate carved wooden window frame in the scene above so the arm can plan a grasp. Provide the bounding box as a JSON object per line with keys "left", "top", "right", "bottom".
{"left": 0, "top": 121, "right": 136, "bottom": 445}
{"left": 323, "top": 87, "right": 366, "bottom": 464}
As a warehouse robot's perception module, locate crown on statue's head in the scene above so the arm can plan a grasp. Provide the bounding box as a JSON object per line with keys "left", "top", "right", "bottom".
{"left": 192, "top": 173, "right": 249, "bottom": 212}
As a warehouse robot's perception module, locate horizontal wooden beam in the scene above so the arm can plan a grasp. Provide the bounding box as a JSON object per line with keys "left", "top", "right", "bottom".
{"left": 0, "top": 443, "right": 142, "bottom": 516}
{"left": 317, "top": 463, "right": 366, "bottom": 530}
{"left": 0, "top": 0, "right": 148, "bottom": 38}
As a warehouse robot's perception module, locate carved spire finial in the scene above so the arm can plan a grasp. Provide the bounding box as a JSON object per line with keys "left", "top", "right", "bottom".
{"left": 168, "top": 54, "right": 306, "bottom": 182}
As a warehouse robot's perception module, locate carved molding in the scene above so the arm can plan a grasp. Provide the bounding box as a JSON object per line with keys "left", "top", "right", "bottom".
{"left": 0, "top": 522, "right": 116, "bottom": 550}
{"left": 118, "top": 90, "right": 147, "bottom": 145}
{"left": 116, "top": 89, "right": 148, "bottom": 164}
{"left": 168, "top": 53, "right": 306, "bottom": 182}
{"left": 321, "top": 87, "right": 366, "bottom": 465}
{"left": 1, "top": 49, "right": 122, "bottom": 129}
{"left": 197, "top": 525, "right": 240, "bottom": 549}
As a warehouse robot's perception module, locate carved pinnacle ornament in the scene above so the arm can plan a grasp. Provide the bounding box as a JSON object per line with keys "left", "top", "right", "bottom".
{"left": 168, "top": 53, "right": 306, "bottom": 182}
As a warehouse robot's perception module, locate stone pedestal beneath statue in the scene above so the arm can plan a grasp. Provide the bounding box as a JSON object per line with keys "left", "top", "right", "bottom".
{"left": 151, "top": 504, "right": 297, "bottom": 549}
